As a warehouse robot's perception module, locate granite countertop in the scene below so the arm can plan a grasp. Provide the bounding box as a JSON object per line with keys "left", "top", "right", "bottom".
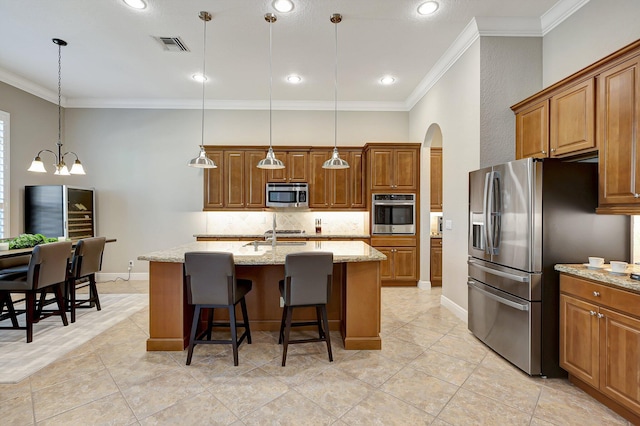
{"left": 194, "top": 233, "right": 371, "bottom": 239}
{"left": 555, "top": 263, "right": 640, "bottom": 294}
{"left": 139, "top": 240, "right": 385, "bottom": 265}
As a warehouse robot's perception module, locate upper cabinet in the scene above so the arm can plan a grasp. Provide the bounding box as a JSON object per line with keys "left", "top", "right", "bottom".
{"left": 597, "top": 55, "right": 640, "bottom": 212}
{"left": 513, "top": 79, "right": 596, "bottom": 160}
{"left": 308, "top": 148, "right": 365, "bottom": 210}
{"left": 267, "top": 150, "right": 309, "bottom": 183}
{"left": 430, "top": 148, "right": 442, "bottom": 211}
{"left": 365, "top": 143, "right": 420, "bottom": 191}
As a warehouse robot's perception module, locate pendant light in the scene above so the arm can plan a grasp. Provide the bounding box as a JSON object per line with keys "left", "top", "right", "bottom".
{"left": 257, "top": 13, "right": 285, "bottom": 170}
{"left": 188, "top": 11, "right": 217, "bottom": 169}
{"left": 28, "top": 38, "right": 85, "bottom": 175}
{"left": 323, "top": 13, "right": 349, "bottom": 169}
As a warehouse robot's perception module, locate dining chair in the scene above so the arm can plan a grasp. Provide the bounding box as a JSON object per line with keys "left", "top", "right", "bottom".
{"left": 0, "top": 241, "right": 72, "bottom": 342}
{"left": 67, "top": 236, "right": 106, "bottom": 323}
{"left": 184, "top": 251, "right": 252, "bottom": 366}
{"left": 278, "top": 251, "right": 333, "bottom": 366}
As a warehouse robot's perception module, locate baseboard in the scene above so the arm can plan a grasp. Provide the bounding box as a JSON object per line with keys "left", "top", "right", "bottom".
{"left": 441, "top": 294, "right": 468, "bottom": 324}
{"left": 418, "top": 279, "right": 431, "bottom": 289}
{"left": 97, "top": 272, "right": 149, "bottom": 282}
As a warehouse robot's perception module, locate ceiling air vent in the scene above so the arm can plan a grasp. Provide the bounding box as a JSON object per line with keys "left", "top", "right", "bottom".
{"left": 155, "top": 36, "right": 190, "bottom": 52}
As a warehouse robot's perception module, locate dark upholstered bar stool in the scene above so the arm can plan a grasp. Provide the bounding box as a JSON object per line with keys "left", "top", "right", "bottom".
{"left": 184, "top": 251, "right": 252, "bottom": 366}
{"left": 278, "top": 251, "right": 333, "bottom": 366}
{"left": 0, "top": 241, "right": 72, "bottom": 342}
{"left": 68, "top": 237, "right": 106, "bottom": 323}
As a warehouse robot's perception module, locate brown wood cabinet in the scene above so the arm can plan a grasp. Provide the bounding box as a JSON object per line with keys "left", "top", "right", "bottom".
{"left": 370, "top": 236, "right": 418, "bottom": 286}
{"left": 515, "top": 99, "right": 549, "bottom": 159}
{"left": 597, "top": 55, "right": 640, "bottom": 212}
{"left": 267, "top": 150, "right": 309, "bottom": 183}
{"left": 430, "top": 237, "right": 442, "bottom": 286}
{"left": 309, "top": 148, "right": 365, "bottom": 210}
{"left": 218, "top": 150, "right": 267, "bottom": 210}
{"left": 366, "top": 143, "right": 420, "bottom": 191}
{"left": 559, "top": 274, "right": 640, "bottom": 424}
{"left": 203, "top": 150, "right": 224, "bottom": 209}
{"left": 430, "top": 148, "right": 442, "bottom": 211}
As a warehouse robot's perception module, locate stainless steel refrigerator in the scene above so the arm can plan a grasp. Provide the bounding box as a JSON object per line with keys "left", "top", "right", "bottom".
{"left": 467, "top": 158, "right": 629, "bottom": 377}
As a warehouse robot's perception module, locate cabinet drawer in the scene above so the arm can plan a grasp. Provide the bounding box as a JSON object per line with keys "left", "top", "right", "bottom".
{"left": 560, "top": 274, "right": 640, "bottom": 318}
{"left": 371, "top": 236, "right": 416, "bottom": 247}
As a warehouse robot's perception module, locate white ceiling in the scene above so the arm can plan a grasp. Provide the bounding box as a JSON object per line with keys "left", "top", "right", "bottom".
{"left": 0, "top": 0, "right": 576, "bottom": 111}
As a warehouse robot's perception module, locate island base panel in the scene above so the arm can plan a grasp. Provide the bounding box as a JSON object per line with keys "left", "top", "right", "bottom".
{"left": 342, "top": 261, "right": 381, "bottom": 350}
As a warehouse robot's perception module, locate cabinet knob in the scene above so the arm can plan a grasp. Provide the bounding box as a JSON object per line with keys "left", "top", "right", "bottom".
{"left": 635, "top": 193, "right": 640, "bottom": 198}
{"left": 597, "top": 313, "right": 604, "bottom": 319}
{"left": 550, "top": 148, "right": 556, "bottom": 152}
{"left": 590, "top": 310, "right": 597, "bottom": 316}
{"left": 541, "top": 150, "right": 547, "bottom": 155}
{"left": 593, "top": 291, "right": 600, "bottom": 297}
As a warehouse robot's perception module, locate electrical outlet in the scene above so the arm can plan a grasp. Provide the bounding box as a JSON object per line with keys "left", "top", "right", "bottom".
{"left": 128, "top": 260, "right": 134, "bottom": 269}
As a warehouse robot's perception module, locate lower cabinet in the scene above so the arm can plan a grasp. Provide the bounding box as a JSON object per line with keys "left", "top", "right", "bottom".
{"left": 371, "top": 236, "right": 417, "bottom": 286}
{"left": 559, "top": 274, "right": 640, "bottom": 423}
{"left": 430, "top": 238, "right": 442, "bottom": 286}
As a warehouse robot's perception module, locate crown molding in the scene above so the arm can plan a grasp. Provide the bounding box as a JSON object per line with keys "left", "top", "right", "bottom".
{"left": 541, "top": 0, "right": 590, "bottom": 35}
{"left": 0, "top": 68, "right": 65, "bottom": 106}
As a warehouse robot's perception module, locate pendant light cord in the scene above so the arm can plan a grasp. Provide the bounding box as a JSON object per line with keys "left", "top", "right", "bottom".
{"left": 57, "top": 42, "right": 62, "bottom": 155}
{"left": 334, "top": 17, "right": 338, "bottom": 150}
{"left": 200, "top": 15, "right": 207, "bottom": 149}
{"left": 269, "top": 17, "right": 273, "bottom": 149}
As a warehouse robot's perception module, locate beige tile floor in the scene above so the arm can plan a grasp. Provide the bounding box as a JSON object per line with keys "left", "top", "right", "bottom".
{"left": 0, "top": 280, "right": 631, "bottom": 425}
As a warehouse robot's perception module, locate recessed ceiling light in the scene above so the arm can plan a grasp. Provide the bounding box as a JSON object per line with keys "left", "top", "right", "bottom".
{"left": 273, "top": 0, "right": 294, "bottom": 13}
{"left": 287, "top": 74, "right": 302, "bottom": 84}
{"left": 417, "top": 1, "right": 439, "bottom": 15}
{"left": 123, "top": 0, "right": 147, "bottom": 10}
{"left": 192, "top": 73, "right": 207, "bottom": 83}
{"left": 380, "top": 75, "right": 396, "bottom": 85}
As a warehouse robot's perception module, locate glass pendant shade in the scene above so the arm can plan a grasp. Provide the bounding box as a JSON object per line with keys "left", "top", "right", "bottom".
{"left": 257, "top": 147, "right": 285, "bottom": 169}
{"left": 54, "top": 163, "right": 70, "bottom": 176}
{"left": 28, "top": 157, "right": 47, "bottom": 173}
{"left": 322, "top": 147, "right": 349, "bottom": 169}
{"left": 188, "top": 146, "right": 217, "bottom": 168}
{"left": 70, "top": 159, "right": 86, "bottom": 175}
{"left": 188, "top": 11, "right": 218, "bottom": 169}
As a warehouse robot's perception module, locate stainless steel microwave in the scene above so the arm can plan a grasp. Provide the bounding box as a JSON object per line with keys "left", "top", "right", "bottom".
{"left": 371, "top": 193, "right": 416, "bottom": 234}
{"left": 266, "top": 183, "right": 309, "bottom": 208}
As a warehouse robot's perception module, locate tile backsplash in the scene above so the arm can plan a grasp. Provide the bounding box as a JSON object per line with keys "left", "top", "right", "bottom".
{"left": 204, "top": 211, "right": 369, "bottom": 235}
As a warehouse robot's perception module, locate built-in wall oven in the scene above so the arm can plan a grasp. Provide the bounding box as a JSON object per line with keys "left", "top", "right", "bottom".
{"left": 371, "top": 194, "right": 415, "bottom": 235}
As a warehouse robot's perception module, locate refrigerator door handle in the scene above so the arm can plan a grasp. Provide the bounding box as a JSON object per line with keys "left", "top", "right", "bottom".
{"left": 491, "top": 172, "right": 502, "bottom": 251}
{"left": 467, "top": 259, "right": 530, "bottom": 283}
{"left": 467, "top": 280, "right": 529, "bottom": 311}
{"left": 483, "top": 171, "right": 493, "bottom": 254}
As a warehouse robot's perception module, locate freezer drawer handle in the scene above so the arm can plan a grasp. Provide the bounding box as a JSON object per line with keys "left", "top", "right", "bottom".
{"left": 467, "top": 281, "right": 529, "bottom": 311}
{"left": 467, "top": 259, "right": 529, "bottom": 283}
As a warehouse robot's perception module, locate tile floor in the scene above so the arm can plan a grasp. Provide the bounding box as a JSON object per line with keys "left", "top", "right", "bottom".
{"left": 0, "top": 280, "right": 631, "bottom": 425}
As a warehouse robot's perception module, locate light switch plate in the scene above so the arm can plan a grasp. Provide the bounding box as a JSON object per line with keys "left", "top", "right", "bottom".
{"left": 445, "top": 220, "right": 453, "bottom": 230}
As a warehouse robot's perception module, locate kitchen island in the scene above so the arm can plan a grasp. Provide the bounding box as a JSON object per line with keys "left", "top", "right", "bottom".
{"left": 138, "top": 240, "right": 385, "bottom": 352}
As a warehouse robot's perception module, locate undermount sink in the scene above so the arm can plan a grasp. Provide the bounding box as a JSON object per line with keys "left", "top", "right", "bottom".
{"left": 244, "top": 240, "right": 307, "bottom": 247}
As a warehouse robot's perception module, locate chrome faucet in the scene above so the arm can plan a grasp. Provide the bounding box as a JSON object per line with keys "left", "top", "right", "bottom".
{"left": 265, "top": 212, "right": 277, "bottom": 248}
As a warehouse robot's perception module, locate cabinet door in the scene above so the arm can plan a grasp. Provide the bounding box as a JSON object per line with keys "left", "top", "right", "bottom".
{"left": 516, "top": 99, "right": 549, "bottom": 160}
{"left": 559, "top": 294, "right": 599, "bottom": 388}
{"left": 331, "top": 165, "right": 349, "bottom": 208}
{"left": 598, "top": 56, "right": 640, "bottom": 205}
{"left": 430, "top": 239, "right": 442, "bottom": 286}
{"left": 309, "top": 151, "right": 330, "bottom": 208}
{"left": 370, "top": 148, "right": 394, "bottom": 190}
{"left": 203, "top": 151, "right": 224, "bottom": 210}
{"left": 599, "top": 307, "right": 640, "bottom": 414}
{"left": 245, "top": 151, "right": 266, "bottom": 208}
{"left": 377, "top": 247, "right": 393, "bottom": 280}
{"left": 287, "top": 152, "right": 309, "bottom": 182}
{"left": 348, "top": 150, "right": 365, "bottom": 209}
{"left": 224, "top": 151, "right": 245, "bottom": 208}
{"left": 394, "top": 149, "right": 418, "bottom": 190}
{"left": 267, "top": 150, "right": 287, "bottom": 182}
{"left": 550, "top": 79, "right": 595, "bottom": 157}
{"left": 394, "top": 247, "right": 417, "bottom": 281}
{"left": 430, "top": 148, "right": 442, "bottom": 211}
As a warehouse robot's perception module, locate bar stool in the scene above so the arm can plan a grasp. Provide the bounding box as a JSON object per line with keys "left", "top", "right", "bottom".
{"left": 278, "top": 251, "right": 333, "bottom": 366}
{"left": 0, "top": 241, "right": 72, "bottom": 342}
{"left": 67, "top": 237, "right": 106, "bottom": 323}
{"left": 184, "top": 251, "right": 252, "bottom": 366}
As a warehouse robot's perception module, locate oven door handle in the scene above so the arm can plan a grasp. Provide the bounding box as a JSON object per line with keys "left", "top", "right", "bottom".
{"left": 373, "top": 202, "right": 415, "bottom": 206}
{"left": 467, "top": 259, "right": 529, "bottom": 283}
{"left": 467, "top": 281, "right": 529, "bottom": 311}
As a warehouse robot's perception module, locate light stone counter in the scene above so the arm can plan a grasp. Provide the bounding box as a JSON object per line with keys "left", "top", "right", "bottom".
{"left": 138, "top": 240, "right": 385, "bottom": 265}
{"left": 555, "top": 263, "right": 640, "bottom": 294}
{"left": 193, "top": 233, "right": 371, "bottom": 240}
